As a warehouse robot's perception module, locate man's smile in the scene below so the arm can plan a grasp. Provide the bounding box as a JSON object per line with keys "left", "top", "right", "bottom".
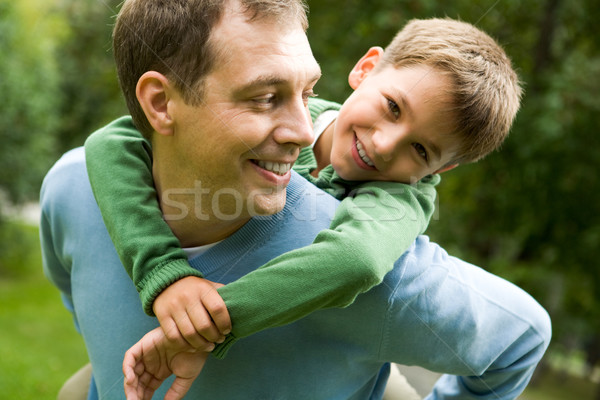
{"left": 253, "top": 160, "right": 293, "bottom": 176}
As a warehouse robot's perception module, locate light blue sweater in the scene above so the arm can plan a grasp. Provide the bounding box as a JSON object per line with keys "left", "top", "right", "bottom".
{"left": 41, "top": 147, "right": 551, "bottom": 399}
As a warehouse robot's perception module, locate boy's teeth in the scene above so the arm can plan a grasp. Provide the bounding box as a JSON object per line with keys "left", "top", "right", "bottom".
{"left": 256, "top": 160, "right": 292, "bottom": 175}
{"left": 356, "top": 140, "right": 375, "bottom": 167}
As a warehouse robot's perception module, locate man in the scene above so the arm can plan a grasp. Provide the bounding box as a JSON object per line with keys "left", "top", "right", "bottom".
{"left": 41, "top": 0, "right": 551, "bottom": 399}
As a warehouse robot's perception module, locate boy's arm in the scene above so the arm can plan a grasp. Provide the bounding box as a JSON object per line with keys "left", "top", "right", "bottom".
{"left": 84, "top": 117, "right": 204, "bottom": 315}
{"left": 214, "top": 175, "right": 439, "bottom": 358}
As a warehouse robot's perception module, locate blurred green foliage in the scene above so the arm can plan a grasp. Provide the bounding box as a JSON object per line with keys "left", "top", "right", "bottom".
{"left": 0, "top": 0, "right": 125, "bottom": 205}
{"left": 307, "top": 0, "right": 600, "bottom": 357}
{"left": 1, "top": 0, "right": 598, "bottom": 381}
{"left": 0, "top": 0, "right": 60, "bottom": 204}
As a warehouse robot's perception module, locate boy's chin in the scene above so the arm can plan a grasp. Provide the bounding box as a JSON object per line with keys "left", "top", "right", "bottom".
{"left": 330, "top": 161, "right": 353, "bottom": 181}
{"left": 335, "top": 168, "right": 363, "bottom": 182}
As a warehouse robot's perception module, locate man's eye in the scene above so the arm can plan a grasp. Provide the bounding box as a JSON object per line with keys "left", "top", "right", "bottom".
{"left": 413, "top": 143, "right": 428, "bottom": 161}
{"left": 387, "top": 99, "right": 400, "bottom": 119}
{"left": 303, "top": 90, "right": 318, "bottom": 105}
{"left": 253, "top": 94, "right": 276, "bottom": 105}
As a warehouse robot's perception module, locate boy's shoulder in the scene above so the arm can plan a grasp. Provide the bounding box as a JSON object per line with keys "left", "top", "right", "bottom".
{"left": 308, "top": 98, "right": 342, "bottom": 122}
{"left": 91, "top": 116, "right": 142, "bottom": 140}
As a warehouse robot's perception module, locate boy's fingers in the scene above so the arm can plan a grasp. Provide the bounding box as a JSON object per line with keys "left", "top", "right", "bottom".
{"left": 201, "top": 280, "right": 231, "bottom": 335}
{"left": 158, "top": 317, "right": 182, "bottom": 343}
{"left": 187, "top": 303, "right": 223, "bottom": 345}
{"left": 209, "top": 304, "right": 232, "bottom": 336}
{"left": 201, "top": 291, "right": 232, "bottom": 335}
{"left": 209, "top": 281, "right": 225, "bottom": 289}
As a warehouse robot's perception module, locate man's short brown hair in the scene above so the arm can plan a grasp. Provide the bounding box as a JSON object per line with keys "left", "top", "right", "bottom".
{"left": 113, "top": 0, "right": 309, "bottom": 138}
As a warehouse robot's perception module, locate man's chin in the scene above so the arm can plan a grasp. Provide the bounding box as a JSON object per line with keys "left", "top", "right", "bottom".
{"left": 246, "top": 190, "right": 287, "bottom": 217}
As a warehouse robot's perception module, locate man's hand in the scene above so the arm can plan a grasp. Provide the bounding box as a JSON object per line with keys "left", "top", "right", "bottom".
{"left": 153, "top": 277, "right": 231, "bottom": 351}
{"left": 123, "top": 327, "right": 209, "bottom": 400}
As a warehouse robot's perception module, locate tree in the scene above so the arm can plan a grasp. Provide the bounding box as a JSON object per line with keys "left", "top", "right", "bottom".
{"left": 0, "top": 0, "right": 61, "bottom": 204}
{"left": 0, "top": 0, "right": 62, "bottom": 270}
{"left": 51, "top": 0, "right": 126, "bottom": 153}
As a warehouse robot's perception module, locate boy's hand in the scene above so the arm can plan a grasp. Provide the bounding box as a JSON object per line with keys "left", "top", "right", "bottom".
{"left": 153, "top": 276, "right": 231, "bottom": 351}
{"left": 123, "top": 327, "right": 209, "bottom": 400}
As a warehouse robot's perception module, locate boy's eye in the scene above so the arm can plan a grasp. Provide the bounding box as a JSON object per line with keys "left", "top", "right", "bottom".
{"left": 413, "top": 143, "right": 428, "bottom": 161}
{"left": 387, "top": 99, "right": 401, "bottom": 119}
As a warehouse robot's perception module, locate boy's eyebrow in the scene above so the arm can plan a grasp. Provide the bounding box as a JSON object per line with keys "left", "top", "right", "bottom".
{"left": 393, "top": 89, "right": 413, "bottom": 119}
{"left": 392, "top": 89, "right": 442, "bottom": 161}
{"left": 424, "top": 139, "right": 442, "bottom": 161}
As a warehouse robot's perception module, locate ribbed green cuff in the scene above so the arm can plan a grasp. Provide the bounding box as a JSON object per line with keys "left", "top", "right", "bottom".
{"left": 212, "top": 334, "right": 239, "bottom": 359}
{"left": 138, "top": 258, "right": 204, "bottom": 316}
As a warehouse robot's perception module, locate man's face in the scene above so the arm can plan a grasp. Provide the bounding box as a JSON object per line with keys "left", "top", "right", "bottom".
{"left": 331, "top": 64, "right": 460, "bottom": 183}
{"left": 165, "top": 9, "right": 321, "bottom": 223}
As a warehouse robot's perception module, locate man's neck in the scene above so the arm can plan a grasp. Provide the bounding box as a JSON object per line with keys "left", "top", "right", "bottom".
{"left": 168, "top": 217, "right": 250, "bottom": 248}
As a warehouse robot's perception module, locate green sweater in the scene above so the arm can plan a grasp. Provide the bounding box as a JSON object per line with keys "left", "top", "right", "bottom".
{"left": 84, "top": 98, "right": 439, "bottom": 358}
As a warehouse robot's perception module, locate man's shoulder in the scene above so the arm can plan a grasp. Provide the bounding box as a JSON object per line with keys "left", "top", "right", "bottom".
{"left": 286, "top": 170, "right": 340, "bottom": 219}
{"left": 40, "top": 147, "right": 90, "bottom": 212}
{"left": 43, "top": 147, "right": 86, "bottom": 185}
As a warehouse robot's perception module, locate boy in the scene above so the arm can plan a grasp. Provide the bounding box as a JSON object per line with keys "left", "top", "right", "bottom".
{"left": 85, "top": 16, "right": 521, "bottom": 384}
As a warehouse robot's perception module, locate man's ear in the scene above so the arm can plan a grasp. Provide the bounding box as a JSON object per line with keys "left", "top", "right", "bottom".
{"left": 434, "top": 163, "right": 459, "bottom": 175}
{"left": 136, "top": 71, "right": 175, "bottom": 136}
{"left": 348, "top": 46, "right": 384, "bottom": 89}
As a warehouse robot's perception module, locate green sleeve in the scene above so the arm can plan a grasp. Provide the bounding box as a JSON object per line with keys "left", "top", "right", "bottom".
{"left": 84, "top": 117, "right": 203, "bottom": 316}
{"left": 213, "top": 174, "right": 439, "bottom": 358}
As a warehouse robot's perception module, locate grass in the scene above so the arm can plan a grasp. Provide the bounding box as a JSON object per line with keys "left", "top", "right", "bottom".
{"left": 522, "top": 368, "right": 597, "bottom": 400}
{"left": 0, "top": 222, "right": 88, "bottom": 399}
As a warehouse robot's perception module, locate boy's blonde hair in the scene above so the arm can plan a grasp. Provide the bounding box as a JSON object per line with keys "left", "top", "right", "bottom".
{"left": 379, "top": 18, "right": 522, "bottom": 164}
{"left": 113, "top": 0, "right": 309, "bottom": 138}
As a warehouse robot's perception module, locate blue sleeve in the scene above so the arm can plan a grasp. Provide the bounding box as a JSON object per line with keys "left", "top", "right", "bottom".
{"left": 380, "top": 237, "right": 551, "bottom": 399}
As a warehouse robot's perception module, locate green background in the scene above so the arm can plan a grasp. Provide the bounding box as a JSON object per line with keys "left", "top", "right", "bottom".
{"left": 1, "top": 0, "right": 598, "bottom": 398}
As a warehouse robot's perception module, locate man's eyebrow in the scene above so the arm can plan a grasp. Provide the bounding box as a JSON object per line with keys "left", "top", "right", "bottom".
{"left": 239, "top": 70, "right": 322, "bottom": 93}
{"left": 309, "top": 69, "right": 323, "bottom": 82}
{"left": 240, "top": 74, "right": 286, "bottom": 91}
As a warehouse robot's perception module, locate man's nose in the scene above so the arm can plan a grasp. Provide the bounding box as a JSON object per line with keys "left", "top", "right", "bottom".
{"left": 274, "top": 98, "right": 314, "bottom": 148}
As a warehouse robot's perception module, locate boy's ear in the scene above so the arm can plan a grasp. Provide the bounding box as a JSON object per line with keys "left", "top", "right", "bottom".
{"left": 348, "top": 46, "right": 384, "bottom": 89}
{"left": 434, "top": 163, "right": 459, "bottom": 174}
{"left": 136, "top": 71, "right": 175, "bottom": 136}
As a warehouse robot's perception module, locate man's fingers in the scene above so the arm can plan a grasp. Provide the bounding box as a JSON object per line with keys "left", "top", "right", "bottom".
{"left": 123, "top": 352, "right": 137, "bottom": 384}
{"left": 164, "top": 377, "right": 195, "bottom": 400}
{"left": 123, "top": 372, "right": 138, "bottom": 400}
{"left": 123, "top": 339, "right": 146, "bottom": 384}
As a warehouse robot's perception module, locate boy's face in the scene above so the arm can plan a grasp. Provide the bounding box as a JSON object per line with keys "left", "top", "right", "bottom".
{"left": 331, "top": 58, "right": 460, "bottom": 183}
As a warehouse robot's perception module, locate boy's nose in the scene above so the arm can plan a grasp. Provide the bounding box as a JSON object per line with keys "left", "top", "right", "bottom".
{"left": 372, "top": 129, "right": 403, "bottom": 162}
